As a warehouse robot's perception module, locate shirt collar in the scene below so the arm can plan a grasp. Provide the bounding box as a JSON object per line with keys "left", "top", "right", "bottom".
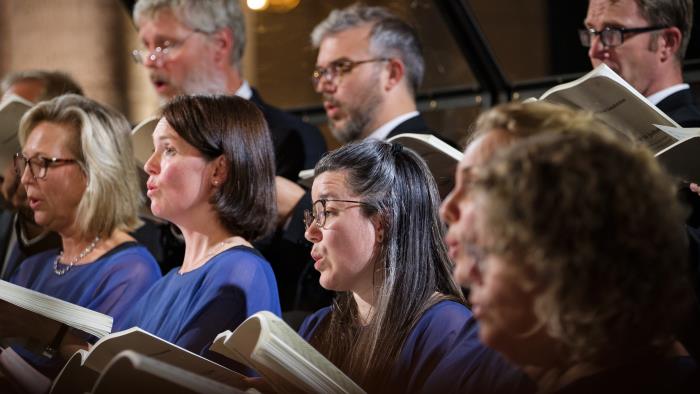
{"left": 234, "top": 80, "right": 253, "bottom": 100}
{"left": 647, "top": 83, "right": 689, "bottom": 105}
{"left": 366, "top": 111, "right": 420, "bottom": 141}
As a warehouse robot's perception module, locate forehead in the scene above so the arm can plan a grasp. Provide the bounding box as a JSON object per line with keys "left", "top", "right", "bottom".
{"left": 460, "top": 129, "right": 512, "bottom": 171}
{"left": 152, "top": 117, "right": 179, "bottom": 140}
{"left": 24, "top": 121, "right": 76, "bottom": 154}
{"left": 137, "top": 7, "right": 190, "bottom": 40}
{"left": 316, "top": 24, "right": 374, "bottom": 66}
{"left": 585, "top": 0, "right": 646, "bottom": 26}
{"left": 311, "top": 170, "right": 354, "bottom": 200}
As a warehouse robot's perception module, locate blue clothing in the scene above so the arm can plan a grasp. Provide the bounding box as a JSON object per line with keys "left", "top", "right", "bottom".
{"left": 114, "top": 245, "right": 281, "bottom": 367}
{"left": 10, "top": 242, "right": 161, "bottom": 327}
{"left": 9, "top": 242, "right": 161, "bottom": 376}
{"left": 299, "top": 300, "right": 534, "bottom": 394}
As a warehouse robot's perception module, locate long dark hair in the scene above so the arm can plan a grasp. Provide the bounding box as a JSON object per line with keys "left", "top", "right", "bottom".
{"left": 162, "top": 95, "right": 276, "bottom": 240}
{"left": 309, "top": 140, "right": 463, "bottom": 390}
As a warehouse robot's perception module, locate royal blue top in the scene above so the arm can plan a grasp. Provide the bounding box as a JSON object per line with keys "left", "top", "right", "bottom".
{"left": 299, "top": 300, "right": 535, "bottom": 394}
{"left": 114, "top": 245, "right": 281, "bottom": 367}
{"left": 10, "top": 242, "right": 162, "bottom": 327}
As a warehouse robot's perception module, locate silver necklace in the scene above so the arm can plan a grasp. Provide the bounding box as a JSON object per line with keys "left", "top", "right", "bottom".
{"left": 53, "top": 236, "right": 101, "bottom": 276}
{"left": 178, "top": 238, "right": 240, "bottom": 275}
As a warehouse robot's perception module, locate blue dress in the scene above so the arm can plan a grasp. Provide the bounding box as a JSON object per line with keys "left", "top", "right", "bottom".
{"left": 9, "top": 242, "right": 161, "bottom": 374}
{"left": 114, "top": 245, "right": 281, "bottom": 367}
{"left": 299, "top": 300, "right": 535, "bottom": 394}
{"left": 10, "top": 242, "right": 161, "bottom": 327}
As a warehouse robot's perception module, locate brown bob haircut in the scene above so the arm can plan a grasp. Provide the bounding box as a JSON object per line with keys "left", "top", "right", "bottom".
{"left": 161, "top": 95, "right": 276, "bottom": 241}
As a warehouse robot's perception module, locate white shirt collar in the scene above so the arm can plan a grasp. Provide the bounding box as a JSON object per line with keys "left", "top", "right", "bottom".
{"left": 366, "top": 111, "right": 420, "bottom": 141}
{"left": 646, "top": 83, "right": 689, "bottom": 105}
{"left": 234, "top": 80, "right": 253, "bottom": 100}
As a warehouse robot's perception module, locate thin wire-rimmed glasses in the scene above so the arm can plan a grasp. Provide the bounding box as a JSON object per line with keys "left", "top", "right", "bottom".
{"left": 131, "top": 30, "right": 206, "bottom": 66}
{"left": 311, "top": 58, "right": 389, "bottom": 88}
{"left": 13, "top": 153, "right": 79, "bottom": 180}
{"left": 578, "top": 25, "right": 668, "bottom": 48}
{"left": 303, "top": 199, "right": 376, "bottom": 229}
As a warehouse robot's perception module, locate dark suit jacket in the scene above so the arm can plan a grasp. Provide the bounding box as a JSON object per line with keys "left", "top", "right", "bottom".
{"left": 0, "top": 210, "right": 60, "bottom": 280}
{"left": 656, "top": 88, "right": 700, "bottom": 128}
{"left": 386, "top": 114, "right": 432, "bottom": 139}
{"left": 249, "top": 89, "right": 326, "bottom": 180}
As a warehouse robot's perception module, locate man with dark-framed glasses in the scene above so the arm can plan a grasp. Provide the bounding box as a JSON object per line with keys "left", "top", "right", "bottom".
{"left": 583, "top": 0, "right": 700, "bottom": 127}
{"left": 310, "top": 4, "right": 431, "bottom": 143}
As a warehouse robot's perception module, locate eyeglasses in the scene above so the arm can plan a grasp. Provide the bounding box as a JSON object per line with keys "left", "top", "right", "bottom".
{"left": 132, "top": 30, "right": 205, "bottom": 66}
{"left": 303, "top": 198, "right": 376, "bottom": 229}
{"left": 14, "top": 153, "right": 79, "bottom": 180}
{"left": 311, "top": 58, "right": 389, "bottom": 87}
{"left": 578, "top": 25, "right": 668, "bottom": 48}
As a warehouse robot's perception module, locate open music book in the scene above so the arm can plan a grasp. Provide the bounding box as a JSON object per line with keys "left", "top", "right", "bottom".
{"left": 298, "top": 133, "right": 463, "bottom": 197}
{"left": 528, "top": 64, "right": 700, "bottom": 181}
{"left": 50, "top": 327, "right": 246, "bottom": 394}
{"left": 386, "top": 133, "right": 463, "bottom": 198}
{"left": 0, "top": 280, "right": 113, "bottom": 338}
{"left": 0, "top": 93, "right": 33, "bottom": 170}
{"left": 131, "top": 115, "right": 159, "bottom": 166}
{"left": 210, "top": 311, "right": 366, "bottom": 394}
{"left": 89, "top": 350, "right": 246, "bottom": 394}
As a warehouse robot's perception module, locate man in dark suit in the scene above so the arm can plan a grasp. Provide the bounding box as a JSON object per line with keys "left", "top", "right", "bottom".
{"left": 310, "top": 4, "right": 432, "bottom": 142}
{"left": 584, "top": 0, "right": 700, "bottom": 359}
{"left": 132, "top": 0, "right": 326, "bottom": 181}
{"left": 583, "top": 0, "right": 700, "bottom": 126}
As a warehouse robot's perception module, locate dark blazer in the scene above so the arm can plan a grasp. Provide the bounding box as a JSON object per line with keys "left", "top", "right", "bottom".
{"left": 0, "top": 210, "right": 60, "bottom": 280}
{"left": 249, "top": 89, "right": 327, "bottom": 179}
{"left": 386, "top": 114, "right": 432, "bottom": 139}
{"left": 656, "top": 88, "right": 700, "bottom": 127}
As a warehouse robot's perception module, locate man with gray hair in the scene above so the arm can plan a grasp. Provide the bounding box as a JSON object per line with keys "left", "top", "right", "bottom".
{"left": 132, "top": 0, "right": 326, "bottom": 179}
{"left": 582, "top": 0, "right": 700, "bottom": 126}
{"left": 311, "top": 3, "right": 431, "bottom": 142}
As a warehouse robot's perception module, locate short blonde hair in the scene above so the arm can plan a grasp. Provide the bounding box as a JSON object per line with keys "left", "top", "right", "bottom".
{"left": 19, "top": 94, "right": 143, "bottom": 236}
{"left": 471, "top": 130, "right": 691, "bottom": 365}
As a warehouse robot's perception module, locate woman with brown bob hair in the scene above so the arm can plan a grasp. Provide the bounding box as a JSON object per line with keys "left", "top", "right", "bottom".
{"left": 114, "top": 95, "right": 281, "bottom": 365}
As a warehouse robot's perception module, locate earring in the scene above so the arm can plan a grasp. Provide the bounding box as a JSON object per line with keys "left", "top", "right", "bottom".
{"left": 213, "top": 180, "right": 219, "bottom": 186}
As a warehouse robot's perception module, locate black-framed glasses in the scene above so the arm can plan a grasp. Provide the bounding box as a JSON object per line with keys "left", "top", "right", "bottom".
{"left": 311, "top": 58, "right": 389, "bottom": 87}
{"left": 131, "top": 30, "right": 206, "bottom": 66}
{"left": 578, "top": 25, "right": 668, "bottom": 48}
{"left": 303, "top": 198, "right": 376, "bottom": 229}
{"left": 14, "top": 153, "right": 79, "bottom": 180}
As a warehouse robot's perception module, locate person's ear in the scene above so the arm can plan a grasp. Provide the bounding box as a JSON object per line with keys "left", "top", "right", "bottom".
{"left": 384, "top": 58, "right": 405, "bottom": 91}
{"left": 210, "top": 155, "right": 228, "bottom": 187}
{"left": 659, "top": 26, "right": 682, "bottom": 63}
{"left": 372, "top": 215, "right": 384, "bottom": 244}
{"left": 210, "top": 27, "right": 235, "bottom": 65}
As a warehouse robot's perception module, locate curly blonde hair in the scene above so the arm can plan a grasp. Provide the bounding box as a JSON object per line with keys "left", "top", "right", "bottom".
{"left": 470, "top": 130, "right": 691, "bottom": 365}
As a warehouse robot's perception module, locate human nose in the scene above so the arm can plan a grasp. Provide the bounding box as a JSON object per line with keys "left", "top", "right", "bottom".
{"left": 440, "top": 189, "right": 460, "bottom": 225}
{"left": 588, "top": 34, "right": 607, "bottom": 61}
{"left": 18, "top": 159, "right": 34, "bottom": 185}
{"left": 143, "top": 150, "right": 160, "bottom": 175}
{"left": 304, "top": 219, "right": 322, "bottom": 243}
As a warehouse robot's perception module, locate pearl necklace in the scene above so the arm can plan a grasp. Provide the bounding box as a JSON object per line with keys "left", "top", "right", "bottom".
{"left": 178, "top": 238, "right": 241, "bottom": 275}
{"left": 53, "top": 236, "right": 101, "bottom": 276}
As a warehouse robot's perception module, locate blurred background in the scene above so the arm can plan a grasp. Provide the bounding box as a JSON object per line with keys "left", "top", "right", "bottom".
{"left": 1, "top": 0, "right": 698, "bottom": 148}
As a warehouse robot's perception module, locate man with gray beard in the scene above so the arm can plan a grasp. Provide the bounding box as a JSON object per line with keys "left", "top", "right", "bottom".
{"left": 311, "top": 3, "right": 431, "bottom": 142}
{"left": 132, "top": 0, "right": 326, "bottom": 180}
